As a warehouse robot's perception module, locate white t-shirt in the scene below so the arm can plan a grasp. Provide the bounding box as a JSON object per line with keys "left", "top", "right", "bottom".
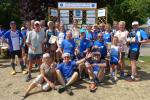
{"left": 26, "top": 30, "right": 45, "bottom": 54}
{"left": 10, "top": 31, "right": 20, "bottom": 51}
{"left": 114, "top": 30, "right": 128, "bottom": 52}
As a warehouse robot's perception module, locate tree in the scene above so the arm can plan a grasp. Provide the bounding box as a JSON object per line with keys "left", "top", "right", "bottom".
{"left": 19, "top": 0, "right": 47, "bottom": 21}
{"left": 0, "top": 0, "right": 20, "bottom": 28}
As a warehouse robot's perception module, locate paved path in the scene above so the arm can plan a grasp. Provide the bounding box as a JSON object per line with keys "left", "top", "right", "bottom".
{"left": 140, "top": 44, "right": 150, "bottom": 56}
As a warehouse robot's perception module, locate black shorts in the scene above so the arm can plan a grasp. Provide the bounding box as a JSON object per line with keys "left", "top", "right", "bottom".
{"left": 10, "top": 50, "right": 22, "bottom": 59}
{"left": 128, "top": 50, "right": 139, "bottom": 61}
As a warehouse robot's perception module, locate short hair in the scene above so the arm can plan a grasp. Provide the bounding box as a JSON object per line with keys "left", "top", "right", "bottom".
{"left": 119, "top": 21, "right": 126, "bottom": 25}
{"left": 47, "top": 21, "right": 54, "bottom": 26}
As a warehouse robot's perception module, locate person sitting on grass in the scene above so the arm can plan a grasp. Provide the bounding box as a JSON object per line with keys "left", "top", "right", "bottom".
{"left": 85, "top": 47, "right": 106, "bottom": 92}
{"left": 109, "top": 36, "right": 122, "bottom": 83}
{"left": 21, "top": 53, "right": 57, "bottom": 99}
{"left": 56, "top": 52, "right": 92, "bottom": 95}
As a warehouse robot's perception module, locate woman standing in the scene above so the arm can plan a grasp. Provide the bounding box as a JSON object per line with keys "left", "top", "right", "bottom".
{"left": 114, "top": 21, "right": 129, "bottom": 78}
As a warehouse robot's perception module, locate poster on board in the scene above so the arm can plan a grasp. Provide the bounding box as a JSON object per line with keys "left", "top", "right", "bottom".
{"left": 60, "top": 17, "right": 69, "bottom": 24}
{"left": 86, "top": 10, "right": 96, "bottom": 17}
{"left": 51, "top": 9, "right": 58, "bottom": 17}
{"left": 73, "top": 10, "right": 83, "bottom": 18}
{"left": 98, "top": 9, "right": 106, "bottom": 17}
{"left": 86, "top": 17, "right": 95, "bottom": 24}
{"left": 60, "top": 10, "right": 69, "bottom": 17}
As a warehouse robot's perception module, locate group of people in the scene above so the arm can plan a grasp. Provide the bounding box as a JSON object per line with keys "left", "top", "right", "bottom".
{"left": 0, "top": 19, "right": 149, "bottom": 99}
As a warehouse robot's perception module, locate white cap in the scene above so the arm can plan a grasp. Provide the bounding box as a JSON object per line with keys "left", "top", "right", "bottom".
{"left": 62, "top": 53, "right": 70, "bottom": 57}
{"left": 34, "top": 21, "right": 40, "bottom": 25}
{"left": 132, "top": 21, "right": 139, "bottom": 26}
{"left": 43, "top": 53, "right": 50, "bottom": 58}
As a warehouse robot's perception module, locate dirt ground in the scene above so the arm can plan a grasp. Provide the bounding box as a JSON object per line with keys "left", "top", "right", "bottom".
{"left": 0, "top": 58, "right": 150, "bottom": 100}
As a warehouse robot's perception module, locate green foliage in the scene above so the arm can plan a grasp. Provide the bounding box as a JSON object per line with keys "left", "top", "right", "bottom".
{"left": 0, "top": 0, "right": 20, "bottom": 28}
{"left": 107, "top": 0, "right": 150, "bottom": 29}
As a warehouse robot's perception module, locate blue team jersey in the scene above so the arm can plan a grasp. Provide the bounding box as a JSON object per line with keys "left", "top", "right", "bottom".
{"left": 57, "top": 61, "right": 77, "bottom": 79}
{"left": 92, "top": 31, "right": 99, "bottom": 40}
{"left": 0, "top": 29, "right": 7, "bottom": 37}
{"left": 61, "top": 39, "right": 76, "bottom": 56}
{"left": 3, "top": 30, "right": 23, "bottom": 52}
{"left": 93, "top": 40, "right": 107, "bottom": 59}
{"left": 103, "top": 32, "right": 111, "bottom": 44}
{"left": 79, "top": 38, "right": 91, "bottom": 53}
{"left": 129, "top": 29, "right": 148, "bottom": 52}
{"left": 110, "top": 45, "right": 119, "bottom": 63}
{"left": 86, "top": 31, "right": 93, "bottom": 40}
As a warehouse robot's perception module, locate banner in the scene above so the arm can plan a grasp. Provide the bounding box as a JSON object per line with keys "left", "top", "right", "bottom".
{"left": 58, "top": 2, "right": 97, "bottom": 9}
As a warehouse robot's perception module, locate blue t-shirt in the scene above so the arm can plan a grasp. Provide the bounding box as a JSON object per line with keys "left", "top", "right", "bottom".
{"left": 103, "top": 32, "right": 111, "bottom": 44}
{"left": 110, "top": 45, "right": 119, "bottom": 63}
{"left": 92, "top": 31, "right": 99, "bottom": 40}
{"left": 57, "top": 61, "right": 77, "bottom": 79}
{"left": 93, "top": 40, "right": 107, "bottom": 59}
{"left": 79, "top": 38, "right": 91, "bottom": 53}
{"left": 129, "top": 29, "right": 148, "bottom": 52}
{"left": 0, "top": 29, "right": 7, "bottom": 37}
{"left": 3, "top": 30, "right": 23, "bottom": 52}
{"left": 86, "top": 31, "right": 93, "bottom": 41}
{"left": 61, "top": 39, "right": 76, "bottom": 56}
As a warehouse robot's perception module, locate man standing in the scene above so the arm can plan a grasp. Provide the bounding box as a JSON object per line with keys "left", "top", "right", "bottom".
{"left": 26, "top": 21, "right": 45, "bottom": 82}
{"left": 127, "top": 21, "right": 149, "bottom": 81}
{"left": 2, "top": 21, "right": 27, "bottom": 75}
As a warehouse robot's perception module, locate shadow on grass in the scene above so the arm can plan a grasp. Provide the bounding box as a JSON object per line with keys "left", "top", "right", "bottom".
{"left": 72, "top": 81, "right": 87, "bottom": 90}
{"left": 0, "top": 63, "right": 10, "bottom": 68}
{"left": 138, "top": 70, "right": 150, "bottom": 81}
{"left": 125, "top": 64, "right": 150, "bottom": 81}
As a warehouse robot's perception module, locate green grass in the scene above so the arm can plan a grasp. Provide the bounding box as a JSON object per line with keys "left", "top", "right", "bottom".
{"left": 138, "top": 56, "right": 150, "bottom": 64}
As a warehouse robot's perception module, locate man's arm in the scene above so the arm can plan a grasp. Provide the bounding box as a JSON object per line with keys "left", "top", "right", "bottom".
{"left": 76, "top": 53, "right": 92, "bottom": 65}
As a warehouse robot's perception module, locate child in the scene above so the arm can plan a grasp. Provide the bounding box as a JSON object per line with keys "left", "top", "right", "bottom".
{"left": 110, "top": 36, "right": 122, "bottom": 83}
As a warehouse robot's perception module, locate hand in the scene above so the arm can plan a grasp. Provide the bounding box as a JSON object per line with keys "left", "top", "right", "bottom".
{"left": 75, "top": 49, "right": 79, "bottom": 55}
{"left": 31, "top": 47, "right": 36, "bottom": 51}
{"left": 85, "top": 52, "right": 92, "bottom": 59}
{"left": 49, "top": 82, "right": 55, "bottom": 89}
{"left": 118, "top": 60, "right": 121, "bottom": 64}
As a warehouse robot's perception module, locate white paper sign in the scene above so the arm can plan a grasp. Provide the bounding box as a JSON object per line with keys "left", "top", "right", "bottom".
{"left": 51, "top": 9, "right": 58, "bottom": 17}
{"left": 98, "top": 9, "right": 106, "bottom": 17}
{"left": 60, "top": 10, "right": 69, "bottom": 17}
{"left": 86, "top": 18, "right": 96, "bottom": 24}
{"left": 60, "top": 17, "right": 69, "bottom": 24}
{"left": 86, "top": 10, "right": 96, "bottom": 17}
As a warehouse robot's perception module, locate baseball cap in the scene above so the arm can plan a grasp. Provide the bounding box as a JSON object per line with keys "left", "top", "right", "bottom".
{"left": 10, "top": 21, "right": 16, "bottom": 25}
{"left": 80, "top": 29, "right": 86, "bottom": 34}
{"left": 132, "top": 21, "right": 139, "bottom": 26}
{"left": 43, "top": 53, "right": 50, "bottom": 58}
{"left": 62, "top": 53, "right": 70, "bottom": 57}
{"left": 34, "top": 21, "right": 40, "bottom": 25}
